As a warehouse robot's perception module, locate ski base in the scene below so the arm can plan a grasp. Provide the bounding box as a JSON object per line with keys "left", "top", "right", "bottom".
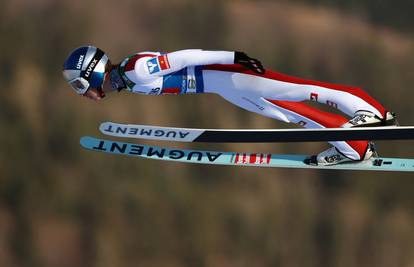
{"left": 80, "top": 136, "right": 414, "bottom": 172}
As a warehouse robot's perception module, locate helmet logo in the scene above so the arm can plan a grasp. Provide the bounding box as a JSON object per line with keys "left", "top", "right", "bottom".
{"left": 77, "top": 55, "right": 84, "bottom": 69}
{"left": 85, "top": 59, "right": 98, "bottom": 78}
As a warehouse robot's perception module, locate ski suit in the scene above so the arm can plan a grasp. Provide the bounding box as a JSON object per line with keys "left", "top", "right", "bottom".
{"left": 118, "top": 49, "right": 387, "bottom": 160}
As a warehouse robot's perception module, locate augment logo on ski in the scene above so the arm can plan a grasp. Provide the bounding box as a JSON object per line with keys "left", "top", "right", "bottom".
{"left": 103, "top": 124, "right": 191, "bottom": 139}
{"left": 92, "top": 140, "right": 222, "bottom": 162}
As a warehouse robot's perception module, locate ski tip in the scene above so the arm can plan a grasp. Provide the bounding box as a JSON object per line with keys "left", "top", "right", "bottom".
{"left": 80, "top": 136, "right": 95, "bottom": 147}
{"left": 99, "top": 122, "right": 106, "bottom": 131}
{"left": 99, "top": 121, "right": 116, "bottom": 133}
{"left": 99, "top": 121, "right": 111, "bottom": 127}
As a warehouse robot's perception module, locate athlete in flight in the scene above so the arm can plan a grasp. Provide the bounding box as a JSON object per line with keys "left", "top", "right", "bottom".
{"left": 62, "top": 46, "right": 398, "bottom": 166}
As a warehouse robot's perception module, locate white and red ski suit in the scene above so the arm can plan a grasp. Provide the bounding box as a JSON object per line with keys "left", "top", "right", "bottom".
{"left": 118, "top": 49, "right": 387, "bottom": 160}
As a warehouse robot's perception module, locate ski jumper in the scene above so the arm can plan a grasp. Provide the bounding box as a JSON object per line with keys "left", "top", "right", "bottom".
{"left": 118, "top": 49, "right": 387, "bottom": 160}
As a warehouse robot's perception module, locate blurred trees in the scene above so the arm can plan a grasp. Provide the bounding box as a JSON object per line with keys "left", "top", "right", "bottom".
{"left": 298, "top": 0, "right": 414, "bottom": 33}
{"left": 0, "top": 1, "right": 413, "bottom": 267}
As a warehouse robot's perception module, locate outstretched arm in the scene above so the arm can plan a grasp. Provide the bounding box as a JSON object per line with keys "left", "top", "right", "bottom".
{"left": 167, "top": 49, "right": 235, "bottom": 72}
{"left": 138, "top": 49, "right": 264, "bottom": 77}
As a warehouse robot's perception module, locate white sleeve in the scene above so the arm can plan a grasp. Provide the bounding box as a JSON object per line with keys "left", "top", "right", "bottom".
{"left": 167, "top": 49, "right": 235, "bottom": 70}
{"left": 137, "top": 49, "right": 235, "bottom": 77}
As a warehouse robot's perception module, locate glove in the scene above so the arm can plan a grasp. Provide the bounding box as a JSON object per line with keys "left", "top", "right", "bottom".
{"left": 234, "top": 51, "right": 265, "bottom": 74}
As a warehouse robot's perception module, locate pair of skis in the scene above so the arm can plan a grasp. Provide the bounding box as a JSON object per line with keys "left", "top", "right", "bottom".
{"left": 80, "top": 122, "right": 414, "bottom": 172}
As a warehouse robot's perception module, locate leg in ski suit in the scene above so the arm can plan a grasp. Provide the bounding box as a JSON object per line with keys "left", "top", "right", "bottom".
{"left": 202, "top": 65, "right": 387, "bottom": 160}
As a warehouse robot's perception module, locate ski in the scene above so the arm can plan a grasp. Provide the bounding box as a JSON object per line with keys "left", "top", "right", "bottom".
{"left": 99, "top": 121, "right": 414, "bottom": 143}
{"left": 80, "top": 136, "right": 414, "bottom": 172}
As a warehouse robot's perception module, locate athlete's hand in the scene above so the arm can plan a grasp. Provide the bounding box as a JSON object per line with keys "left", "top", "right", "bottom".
{"left": 234, "top": 51, "right": 265, "bottom": 74}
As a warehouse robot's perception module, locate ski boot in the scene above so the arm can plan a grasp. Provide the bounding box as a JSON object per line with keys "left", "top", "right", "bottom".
{"left": 342, "top": 110, "right": 398, "bottom": 128}
{"left": 305, "top": 142, "right": 377, "bottom": 166}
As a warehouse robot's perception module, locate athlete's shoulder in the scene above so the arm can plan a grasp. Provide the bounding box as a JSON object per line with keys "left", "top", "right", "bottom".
{"left": 137, "top": 51, "right": 161, "bottom": 56}
{"left": 120, "top": 51, "right": 159, "bottom": 72}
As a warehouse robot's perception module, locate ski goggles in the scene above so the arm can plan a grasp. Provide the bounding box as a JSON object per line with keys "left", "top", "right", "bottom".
{"left": 68, "top": 77, "right": 91, "bottom": 95}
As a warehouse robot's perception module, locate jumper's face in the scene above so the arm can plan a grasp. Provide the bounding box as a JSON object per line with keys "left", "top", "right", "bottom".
{"left": 81, "top": 70, "right": 111, "bottom": 101}
{"left": 83, "top": 87, "right": 103, "bottom": 101}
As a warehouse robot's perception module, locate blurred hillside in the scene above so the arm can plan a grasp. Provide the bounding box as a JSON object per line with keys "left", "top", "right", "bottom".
{"left": 298, "top": 0, "right": 414, "bottom": 33}
{"left": 0, "top": 1, "right": 414, "bottom": 267}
